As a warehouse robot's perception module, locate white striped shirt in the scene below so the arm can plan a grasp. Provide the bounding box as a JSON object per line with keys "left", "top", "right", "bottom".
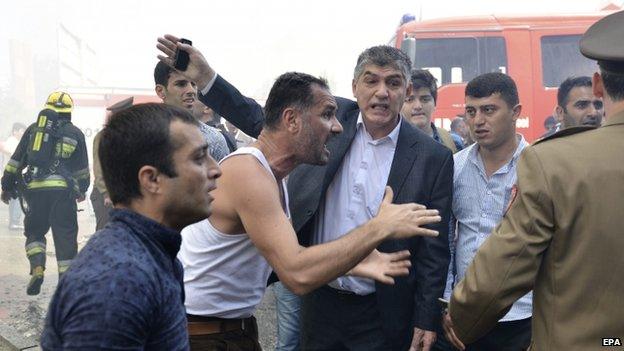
{"left": 444, "top": 134, "right": 532, "bottom": 322}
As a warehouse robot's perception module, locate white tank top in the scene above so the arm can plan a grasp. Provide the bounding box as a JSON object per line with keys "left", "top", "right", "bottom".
{"left": 179, "top": 147, "right": 290, "bottom": 318}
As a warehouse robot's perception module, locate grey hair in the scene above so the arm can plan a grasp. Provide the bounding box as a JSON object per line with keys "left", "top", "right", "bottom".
{"left": 353, "top": 46, "right": 412, "bottom": 82}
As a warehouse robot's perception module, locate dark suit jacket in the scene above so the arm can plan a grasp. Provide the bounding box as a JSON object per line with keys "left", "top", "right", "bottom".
{"left": 200, "top": 75, "right": 453, "bottom": 350}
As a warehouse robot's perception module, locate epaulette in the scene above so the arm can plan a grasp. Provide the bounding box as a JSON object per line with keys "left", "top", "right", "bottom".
{"left": 532, "top": 125, "right": 596, "bottom": 145}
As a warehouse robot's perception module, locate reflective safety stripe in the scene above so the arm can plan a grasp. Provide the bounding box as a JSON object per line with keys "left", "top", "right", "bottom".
{"left": 26, "top": 247, "right": 45, "bottom": 257}
{"left": 61, "top": 137, "right": 78, "bottom": 146}
{"left": 25, "top": 241, "right": 46, "bottom": 251}
{"left": 26, "top": 241, "right": 46, "bottom": 257}
{"left": 57, "top": 260, "right": 72, "bottom": 273}
{"left": 27, "top": 179, "right": 68, "bottom": 189}
{"left": 5, "top": 164, "right": 17, "bottom": 174}
{"left": 4, "top": 158, "right": 21, "bottom": 173}
{"left": 33, "top": 132, "right": 44, "bottom": 151}
{"left": 37, "top": 115, "right": 47, "bottom": 127}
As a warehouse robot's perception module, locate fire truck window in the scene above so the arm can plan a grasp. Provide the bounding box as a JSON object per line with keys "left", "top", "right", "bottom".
{"left": 482, "top": 37, "right": 507, "bottom": 75}
{"left": 415, "top": 37, "right": 507, "bottom": 85}
{"left": 451, "top": 67, "right": 463, "bottom": 83}
{"left": 423, "top": 67, "right": 442, "bottom": 84}
{"left": 541, "top": 35, "right": 597, "bottom": 88}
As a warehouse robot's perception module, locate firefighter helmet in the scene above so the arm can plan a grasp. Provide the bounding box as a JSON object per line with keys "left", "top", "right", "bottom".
{"left": 45, "top": 91, "right": 73, "bottom": 113}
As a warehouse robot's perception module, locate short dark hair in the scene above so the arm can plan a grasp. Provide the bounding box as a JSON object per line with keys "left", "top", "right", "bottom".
{"left": 465, "top": 72, "right": 519, "bottom": 108}
{"left": 543, "top": 115, "right": 556, "bottom": 129}
{"left": 263, "top": 72, "right": 330, "bottom": 130}
{"left": 99, "top": 103, "right": 199, "bottom": 205}
{"left": 410, "top": 69, "right": 438, "bottom": 103}
{"left": 154, "top": 61, "right": 173, "bottom": 86}
{"left": 600, "top": 69, "right": 624, "bottom": 102}
{"left": 354, "top": 46, "right": 411, "bottom": 82}
{"left": 557, "top": 76, "right": 592, "bottom": 108}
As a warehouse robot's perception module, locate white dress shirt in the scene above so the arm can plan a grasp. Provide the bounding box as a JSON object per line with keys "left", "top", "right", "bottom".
{"left": 313, "top": 114, "right": 401, "bottom": 295}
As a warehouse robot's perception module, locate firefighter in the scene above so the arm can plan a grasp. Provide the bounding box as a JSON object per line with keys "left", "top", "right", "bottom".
{"left": 1, "top": 91, "right": 90, "bottom": 295}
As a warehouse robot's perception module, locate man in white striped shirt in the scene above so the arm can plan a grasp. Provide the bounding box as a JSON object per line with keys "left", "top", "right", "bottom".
{"left": 439, "top": 73, "right": 532, "bottom": 351}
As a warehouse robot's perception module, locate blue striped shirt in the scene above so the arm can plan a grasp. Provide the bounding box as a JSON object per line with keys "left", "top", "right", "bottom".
{"left": 444, "top": 134, "right": 532, "bottom": 322}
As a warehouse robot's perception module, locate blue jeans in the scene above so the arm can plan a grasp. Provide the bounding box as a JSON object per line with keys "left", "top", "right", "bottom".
{"left": 273, "top": 282, "right": 301, "bottom": 351}
{"left": 9, "top": 198, "right": 23, "bottom": 226}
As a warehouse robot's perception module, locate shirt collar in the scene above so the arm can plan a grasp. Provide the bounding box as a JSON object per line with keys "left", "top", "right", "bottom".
{"left": 468, "top": 134, "right": 528, "bottom": 175}
{"left": 356, "top": 112, "right": 401, "bottom": 147}
{"left": 109, "top": 208, "right": 182, "bottom": 260}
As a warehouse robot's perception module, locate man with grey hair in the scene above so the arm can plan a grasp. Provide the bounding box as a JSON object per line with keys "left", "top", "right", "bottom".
{"left": 158, "top": 36, "right": 453, "bottom": 350}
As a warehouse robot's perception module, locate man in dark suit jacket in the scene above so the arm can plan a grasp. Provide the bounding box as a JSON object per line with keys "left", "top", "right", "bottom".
{"left": 157, "top": 35, "right": 453, "bottom": 351}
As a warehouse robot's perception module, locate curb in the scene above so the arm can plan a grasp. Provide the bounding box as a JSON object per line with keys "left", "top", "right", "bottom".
{"left": 0, "top": 321, "right": 39, "bottom": 350}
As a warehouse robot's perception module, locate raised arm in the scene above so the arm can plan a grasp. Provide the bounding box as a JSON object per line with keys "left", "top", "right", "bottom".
{"left": 157, "top": 34, "right": 264, "bottom": 138}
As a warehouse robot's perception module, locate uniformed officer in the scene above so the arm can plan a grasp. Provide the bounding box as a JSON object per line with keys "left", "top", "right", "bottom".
{"left": 90, "top": 97, "right": 133, "bottom": 231}
{"left": 442, "top": 10, "right": 624, "bottom": 351}
{"left": 1, "top": 91, "right": 90, "bottom": 295}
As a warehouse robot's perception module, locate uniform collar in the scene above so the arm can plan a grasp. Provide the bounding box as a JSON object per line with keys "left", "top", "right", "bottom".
{"left": 603, "top": 110, "right": 624, "bottom": 127}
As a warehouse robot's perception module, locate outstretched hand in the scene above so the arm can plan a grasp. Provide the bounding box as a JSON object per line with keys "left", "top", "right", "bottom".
{"left": 442, "top": 311, "right": 466, "bottom": 350}
{"left": 348, "top": 249, "right": 411, "bottom": 284}
{"left": 409, "top": 328, "right": 437, "bottom": 351}
{"left": 156, "top": 34, "right": 215, "bottom": 91}
{"left": 375, "top": 186, "right": 441, "bottom": 240}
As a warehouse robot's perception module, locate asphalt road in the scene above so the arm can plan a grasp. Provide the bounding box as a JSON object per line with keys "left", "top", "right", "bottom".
{"left": 0, "top": 201, "right": 277, "bottom": 349}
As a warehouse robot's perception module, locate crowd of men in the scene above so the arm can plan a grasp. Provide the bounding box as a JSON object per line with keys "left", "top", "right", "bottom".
{"left": 0, "top": 9, "right": 623, "bottom": 351}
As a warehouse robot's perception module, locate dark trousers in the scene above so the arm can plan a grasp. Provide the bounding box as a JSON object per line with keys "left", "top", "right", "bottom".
{"left": 90, "top": 189, "right": 111, "bottom": 231}
{"left": 301, "top": 285, "right": 392, "bottom": 351}
{"left": 434, "top": 317, "right": 532, "bottom": 351}
{"left": 188, "top": 315, "right": 262, "bottom": 351}
{"left": 24, "top": 190, "right": 77, "bottom": 273}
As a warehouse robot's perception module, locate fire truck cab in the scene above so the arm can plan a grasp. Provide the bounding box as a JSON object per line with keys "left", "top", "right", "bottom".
{"left": 395, "top": 7, "right": 619, "bottom": 141}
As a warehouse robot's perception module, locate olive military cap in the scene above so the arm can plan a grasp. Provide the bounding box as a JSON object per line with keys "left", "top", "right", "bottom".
{"left": 106, "top": 97, "right": 134, "bottom": 113}
{"left": 580, "top": 10, "right": 624, "bottom": 73}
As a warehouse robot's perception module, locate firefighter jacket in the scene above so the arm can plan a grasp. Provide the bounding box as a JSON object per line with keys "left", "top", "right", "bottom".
{"left": 1, "top": 117, "right": 90, "bottom": 196}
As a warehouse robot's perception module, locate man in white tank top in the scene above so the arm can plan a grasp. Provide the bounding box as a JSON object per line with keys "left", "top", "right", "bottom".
{"left": 159, "top": 43, "right": 443, "bottom": 350}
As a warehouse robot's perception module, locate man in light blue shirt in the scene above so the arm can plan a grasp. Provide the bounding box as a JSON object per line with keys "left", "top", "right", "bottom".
{"left": 439, "top": 73, "right": 532, "bottom": 351}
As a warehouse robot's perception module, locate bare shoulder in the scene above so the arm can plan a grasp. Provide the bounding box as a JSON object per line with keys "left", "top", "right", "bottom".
{"left": 219, "top": 154, "right": 274, "bottom": 186}
{"left": 209, "top": 153, "right": 282, "bottom": 234}
{"left": 217, "top": 154, "right": 281, "bottom": 206}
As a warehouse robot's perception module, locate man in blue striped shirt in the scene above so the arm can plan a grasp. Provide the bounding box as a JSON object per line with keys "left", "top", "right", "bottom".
{"left": 439, "top": 73, "right": 532, "bottom": 351}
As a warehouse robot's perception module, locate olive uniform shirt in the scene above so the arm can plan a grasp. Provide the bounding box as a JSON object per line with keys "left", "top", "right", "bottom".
{"left": 450, "top": 111, "right": 624, "bottom": 350}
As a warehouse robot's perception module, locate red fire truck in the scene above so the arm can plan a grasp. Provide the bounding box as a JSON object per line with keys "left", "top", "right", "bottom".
{"left": 395, "top": 5, "right": 620, "bottom": 141}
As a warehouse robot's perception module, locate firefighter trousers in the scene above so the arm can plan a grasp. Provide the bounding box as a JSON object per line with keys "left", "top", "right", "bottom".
{"left": 23, "top": 189, "right": 78, "bottom": 275}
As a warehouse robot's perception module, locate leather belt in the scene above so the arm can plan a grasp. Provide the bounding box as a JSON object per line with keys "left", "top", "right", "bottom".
{"left": 187, "top": 315, "right": 251, "bottom": 336}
